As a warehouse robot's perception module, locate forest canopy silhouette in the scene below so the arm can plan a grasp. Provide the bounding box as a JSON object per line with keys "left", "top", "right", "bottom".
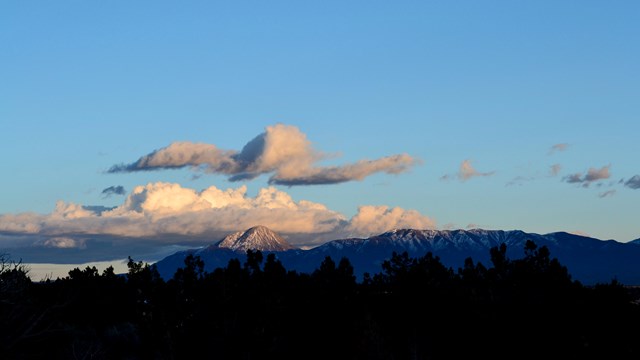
{"left": 2, "top": 241, "right": 639, "bottom": 359}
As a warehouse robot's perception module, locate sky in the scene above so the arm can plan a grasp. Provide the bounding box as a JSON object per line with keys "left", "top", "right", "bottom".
{"left": 1, "top": 1, "right": 639, "bottom": 271}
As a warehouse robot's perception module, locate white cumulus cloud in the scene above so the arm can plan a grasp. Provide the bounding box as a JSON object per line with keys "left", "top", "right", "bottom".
{"left": 0, "top": 183, "right": 436, "bottom": 248}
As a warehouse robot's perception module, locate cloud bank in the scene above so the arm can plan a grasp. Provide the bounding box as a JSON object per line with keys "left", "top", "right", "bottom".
{"left": 108, "top": 124, "right": 418, "bottom": 186}
{"left": 0, "top": 183, "right": 435, "bottom": 254}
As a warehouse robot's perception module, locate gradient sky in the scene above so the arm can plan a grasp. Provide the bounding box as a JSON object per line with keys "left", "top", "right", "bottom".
{"left": 1, "top": 1, "right": 639, "bottom": 267}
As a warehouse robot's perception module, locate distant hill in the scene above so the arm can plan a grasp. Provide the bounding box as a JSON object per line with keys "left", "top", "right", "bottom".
{"left": 154, "top": 227, "right": 640, "bottom": 284}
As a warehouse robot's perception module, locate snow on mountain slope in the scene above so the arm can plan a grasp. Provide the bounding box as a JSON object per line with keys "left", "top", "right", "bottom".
{"left": 216, "top": 225, "right": 295, "bottom": 252}
{"left": 154, "top": 227, "right": 640, "bottom": 284}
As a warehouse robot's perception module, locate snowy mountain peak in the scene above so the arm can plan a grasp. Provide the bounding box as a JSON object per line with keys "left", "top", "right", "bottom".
{"left": 364, "top": 228, "right": 546, "bottom": 252}
{"left": 217, "top": 225, "right": 295, "bottom": 252}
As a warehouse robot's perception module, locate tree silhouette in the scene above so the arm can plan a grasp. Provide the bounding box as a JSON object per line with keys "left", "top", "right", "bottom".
{"left": 1, "top": 244, "right": 639, "bottom": 359}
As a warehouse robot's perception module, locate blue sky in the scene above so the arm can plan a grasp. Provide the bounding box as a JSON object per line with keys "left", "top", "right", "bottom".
{"left": 1, "top": 1, "right": 639, "bottom": 267}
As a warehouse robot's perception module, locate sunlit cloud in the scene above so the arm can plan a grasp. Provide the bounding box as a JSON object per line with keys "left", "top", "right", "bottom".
{"left": 346, "top": 205, "right": 435, "bottom": 237}
{"left": 108, "top": 124, "right": 418, "bottom": 186}
{"left": 457, "top": 159, "right": 495, "bottom": 181}
{"left": 458, "top": 160, "right": 495, "bottom": 181}
{"left": 0, "top": 183, "right": 436, "bottom": 252}
{"left": 563, "top": 165, "right": 611, "bottom": 188}
{"left": 441, "top": 160, "right": 495, "bottom": 182}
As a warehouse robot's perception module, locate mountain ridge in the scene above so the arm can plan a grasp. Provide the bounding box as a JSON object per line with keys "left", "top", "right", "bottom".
{"left": 154, "top": 226, "right": 640, "bottom": 284}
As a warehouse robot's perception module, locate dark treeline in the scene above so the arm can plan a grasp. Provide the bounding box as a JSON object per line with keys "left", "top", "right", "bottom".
{"left": 2, "top": 241, "right": 640, "bottom": 359}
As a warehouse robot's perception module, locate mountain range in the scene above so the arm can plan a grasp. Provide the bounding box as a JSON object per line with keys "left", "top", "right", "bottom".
{"left": 154, "top": 225, "right": 640, "bottom": 284}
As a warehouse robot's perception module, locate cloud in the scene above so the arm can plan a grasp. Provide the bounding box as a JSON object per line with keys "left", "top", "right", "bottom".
{"left": 82, "top": 205, "right": 116, "bottom": 215}
{"left": 108, "top": 142, "right": 235, "bottom": 173}
{"left": 108, "top": 124, "right": 418, "bottom": 185}
{"left": 466, "top": 223, "right": 481, "bottom": 229}
{"left": 506, "top": 164, "right": 562, "bottom": 186}
{"left": 625, "top": 175, "right": 640, "bottom": 189}
{"left": 270, "top": 154, "right": 417, "bottom": 186}
{"left": 550, "top": 164, "right": 562, "bottom": 176}
{"left": 564, "top": 174, "right": 583, "bottom": 184}
{"left": 0, "top": 183, "right": 436, "bottom": 258}
{"left": 598, "top": 190, "right": 616, "bottom": 198}
{"left": 442, "top": 160, "right": 495, "bottom": 182}
{"left": 457, "top": 160, "right": 495, "bottom": 181}
{"left": 563, "top": 165, "right": 611, "bottom": 187}
{"left": 584, "top": 166, "right": 611, "bottom": 182}
{"left": 101, "top": 185, "right": 126, "bottom": 198}
{"left": 36, "top": 237, "right": 86, "bottom": 249}
{"left": 549, "top": 143, "right": 569, "bottom": 155}
{"left": 346, "top": 205, "right": 435, "bottom": 237}
{"left": 441, "top": 223, "right": 455, "bottom": 230}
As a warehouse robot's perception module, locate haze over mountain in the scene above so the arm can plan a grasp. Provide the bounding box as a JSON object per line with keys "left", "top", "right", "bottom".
{"left": 155, "top": 226, "right": 640, "bottom": 285}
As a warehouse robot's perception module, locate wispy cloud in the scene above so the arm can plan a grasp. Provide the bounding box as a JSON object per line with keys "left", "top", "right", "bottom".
{"left": 457, "top": 160, "right": 495, "bottom": 181}
{"left": 563, "top": 165, "right": 611, "bottom": 187}
{"left": 108, "top": 124, "right": 418, "bottom": 186}
{"left": 505, "top": 176, "right": 534, "bottom": 187}
{"left": 549, "top": 143, "right": 570, "bottom": 155}
{"left": 550, "top": 164, "right": 562, "bottom": 176}
{"left": 598, "top": 190, "right": 616, "bottom": 198}
{"left": 506, "top": 163, "right": 562, "bottom": 187}
{"left": 440, "top": 159, "right": 495, "bottom": 182}
{"left": 101, "top": 185, "right": 126, "bottom": 198}
{"left": 625, "top": 175, "right": 640, "bottom": 189}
